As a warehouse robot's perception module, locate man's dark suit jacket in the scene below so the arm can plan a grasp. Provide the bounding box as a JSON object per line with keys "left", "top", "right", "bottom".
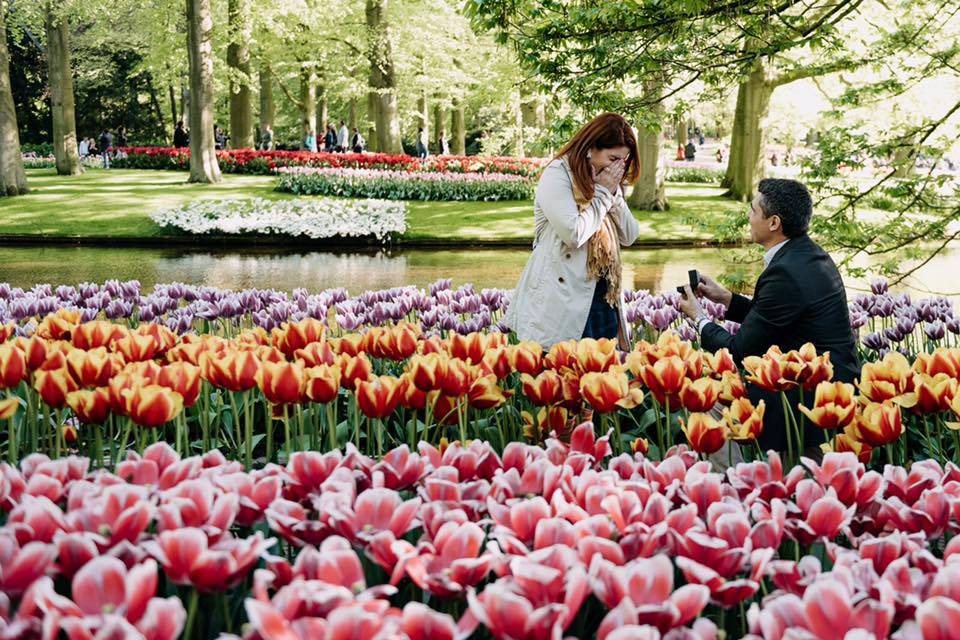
{"left": 700, "top": 234, "right": 860, "bottom": 452}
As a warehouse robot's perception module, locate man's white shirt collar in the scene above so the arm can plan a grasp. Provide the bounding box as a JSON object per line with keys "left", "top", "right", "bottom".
{"left": 763, "top": 239, "right": 789, "bottom": 268}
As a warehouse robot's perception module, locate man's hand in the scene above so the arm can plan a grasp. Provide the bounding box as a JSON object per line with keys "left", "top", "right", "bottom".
{"left": 696, "top": 273, "right": 733, "bottom": 308}
{"left": 678, "top": 285, "right": 705, "bottom": 320}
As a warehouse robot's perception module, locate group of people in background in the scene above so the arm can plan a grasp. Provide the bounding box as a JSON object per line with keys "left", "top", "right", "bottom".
{"left": 303, "top": 120, "right": 365, "bottom": 154}
{"left": 415, "top": 127, "right": 450, "bottom": 159}
{"left": 78, "top": 127, "right": 126, "bottom": 168}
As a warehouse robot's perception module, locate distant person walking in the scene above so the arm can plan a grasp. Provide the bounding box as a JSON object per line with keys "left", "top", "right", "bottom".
{"left": 415, "top": 127, "right": 429, "bottom": 159}
{"left": 351, "top": 128, "right": 365, "bottom": 153}
{"left": 173, "top": 121, "right": 188, "bottom": 148}
{"left": 305, "top": 128, "right": 318, "bottom": 152}
{"left": 675, "top": 144, "right": 685, "bottom": 161}
{"left": 214, "top": 125, "right": 228, "bottom": 150}
{"left": 437, "top": 130, "right": 450, "bottom": 156}
{"left": 337, "top": 120, "right": 349, "bottom": 152}
{"left": 716, "top": 147, "right": 724, "bottom": 164}
{"left": 98, "top": 129, "right": 114, "bottom": 168}
{"left": 684, "top": 139, "right": 696, "bottom": 161}
{"left": 117, "top": 126, "right": 128, "bottom": 147}
{"left": 78, "top": 137, "right": 89, "bottom": 157}
{"left": 323, "top": 125, "right": 337, "bottom": 152}
{"left": 260, "top": 125, "right": 274, "bottom": 151}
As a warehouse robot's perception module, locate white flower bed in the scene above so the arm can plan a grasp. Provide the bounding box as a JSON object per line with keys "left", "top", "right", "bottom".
{"left": 150, "top": 197, "right": 407, "bottom": 241}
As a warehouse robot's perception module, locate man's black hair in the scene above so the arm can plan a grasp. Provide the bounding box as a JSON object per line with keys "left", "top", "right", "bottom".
{"left": 757, "top": 178, "right": 812, "bottom": 238}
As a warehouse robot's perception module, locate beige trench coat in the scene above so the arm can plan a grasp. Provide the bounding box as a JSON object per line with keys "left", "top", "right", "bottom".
{"left": 504, "top": 158, "right": 640, "bottom": 347}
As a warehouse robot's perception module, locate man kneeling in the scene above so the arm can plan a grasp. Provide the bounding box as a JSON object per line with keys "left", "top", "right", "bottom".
{"left": 679, "top": 178, "right": 860, "bottom": 457}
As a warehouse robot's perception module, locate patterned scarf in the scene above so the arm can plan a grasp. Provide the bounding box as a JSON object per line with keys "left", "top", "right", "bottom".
{"left": 569, "top": 164, "right": 622, "bottom": 308}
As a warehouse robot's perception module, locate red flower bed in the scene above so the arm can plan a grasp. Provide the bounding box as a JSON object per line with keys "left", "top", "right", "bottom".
{"left": 110, "top": 146, "right": 547, "bottom": 178}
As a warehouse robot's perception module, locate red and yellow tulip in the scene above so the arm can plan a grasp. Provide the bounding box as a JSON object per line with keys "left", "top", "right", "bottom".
{"left": 680, "top": 412, "right": 727, "bottom": 454}
{"left": 356, "top": 375, "right": 404, "bottom": 418}
{"left": 797, "top": 381, "right": 857, "bottom": 430}
{"left": 122, "top": 384, "right": 184, "bottom": 427}
{"left": 66, "top": 387, "right": 112, "bottom": 424}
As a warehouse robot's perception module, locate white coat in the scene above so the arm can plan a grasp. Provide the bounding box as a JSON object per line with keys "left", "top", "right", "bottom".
{"left": 504, "top": 157, "right": 640, "bottom": 347}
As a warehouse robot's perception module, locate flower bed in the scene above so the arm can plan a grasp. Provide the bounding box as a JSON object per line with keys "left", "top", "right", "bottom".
{"left": 149, "top": 197, "right": 407, "bottom": 241}
{"left": 274, "top": 166, "right": 536, "bottom": 201}
{"left": 110, "top": 146, "right": 547, "bottom": 178}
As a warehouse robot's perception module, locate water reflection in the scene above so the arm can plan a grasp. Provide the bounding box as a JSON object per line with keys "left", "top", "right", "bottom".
{"left": 0, "top": 244, "right": 958, "bottom": 297}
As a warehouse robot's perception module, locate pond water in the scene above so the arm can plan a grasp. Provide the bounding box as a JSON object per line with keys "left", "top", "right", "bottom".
{"left": 1, "top": 244, "right": 959, "bottom": 298}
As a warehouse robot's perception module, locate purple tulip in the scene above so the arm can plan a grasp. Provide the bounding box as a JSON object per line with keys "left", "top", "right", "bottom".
{"left": 870, "top": 277, "right": 889, "bottom": 295}
{"left": 948, "top": 318, "right": 960, "bottom": 335}
{"left": 924, "top": 321, "right": 946, "bottom": 341}
{"left": 862, "top": 331, "right": 889, "bottom": 351}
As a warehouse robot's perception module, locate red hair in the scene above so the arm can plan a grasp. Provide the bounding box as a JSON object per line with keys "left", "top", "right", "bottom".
{"left": 555, "top": 113, "right": 641, "bottom": 202}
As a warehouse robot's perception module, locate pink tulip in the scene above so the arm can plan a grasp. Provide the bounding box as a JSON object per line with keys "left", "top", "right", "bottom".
{"left": 405, "top": 521, "right": 492, "bottom": 597}
{"left": 144, "top": 527, "right": 272, "bottom": 592}
{"left": 329, "top": 488, "right": 420, "bottom": 543}
{"left": 371, "top": 445, "right": 427, "bottom": 490}
{"left": 917, "top": 596, "right": 960, "bottom": 640}
{"left": 0, "top": 532, "right": 56, "bottom": 597}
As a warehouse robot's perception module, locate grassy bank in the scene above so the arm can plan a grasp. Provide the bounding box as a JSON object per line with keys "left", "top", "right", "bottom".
{"left": 0, "top": 168, "right": 741, "bottom": 245}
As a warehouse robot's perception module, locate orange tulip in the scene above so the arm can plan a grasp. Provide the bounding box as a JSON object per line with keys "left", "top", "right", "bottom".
{"left": 65, "top": 347, "right": 123, "bottom": 387}
{"left": 911, "top": 373, "right": 957, "bottom": 415}
{"left": 797, "top": 381, "right": 857, "bottom": 430}
{"left": 467, "top": 374, "right": 508, "bottom": 409}
{"left": 156, "top": 362, "right": 202, "bottom": 408}
{"left": 705, "top": 349, "right": 737, "bottom": 379}
{"left": 332, "top": 333, "right": 364, "bottom": 357}
{"left": 580, "top": 369, "right": 644, "bottom": 413}
{"left": 35, "top": 309, "right": 80, "bottom": 341}
{"left": 303, "top": 365, "right": 341, "bottom": 404}
{"left": 678, "top": 377, "right": 721, "bottom": 413}
{"left": 633, "top": 332, "right": 695, "bottom": 366}
{"left": 72, "top": 321, "right": 129, "bottom": 350}
{"left": 66, "top": 387, "right": 112, "bottom": 424}
{"left": 717, "top": 370, "right": 747, "bottom": 404}
{"left": 122, "top": 384, "right": 184, "bottom": 427}
{"left": 237, "top": 327, "right": 270, "bottom": 346}
{"left": 398, "top": 373, "right": 429, "bottom": 410}
{"left": 743, "top": 348, "right": 801, "bottom": 393}
{"left": 407, "top": 353, "right": 448, "bottom": 392}
{"left": 574, "top": 338, "right": 619, "bottom": 373}
{"left": 14, "top": 336, "right": 50, "bottom": 371}
{"left": 254, "top": 345, "right": 287, "bottom": 364}
{"left": 0, "top": 397, "right": 19, "bottom": 420}
{"left": 521, "top": 370, "right": 564, "bottom": 406}
{"left": 913, "top": 348, "right": 960, "bottom": 378}
{"left": 62, "top": 424, "right": 78, "bottom": 444}
{"left": 165, "top": 341, "right": 207, "bottom": 366}
{"left": 113, "top": 333, "right": 161, "bottom": 364}
{"left": 337, "top": 353, "right": 373, "bottom": 390}
{"left": 631, "top": 437, "right": 650, "bottom": 456}
{"left": 34, "top": 366, "right": 80, "bottom": 408}
{"left": 522, "top": 406, "right": 570, "bottom": 442}
{"left": 0, "top": 344, "right": 27, "bottom": 389}
{"left": 560, "top": 371, "right": 583, "bottom": 410}
{"left": 799, "top": 349, "right": 834, "bottom": 391}
{"left": 108, "top": 372, "right": 144, "bottom": 415}
{"left": 853, "top": 400, "right": 903, "bottom": 447}
{"left": 680, "top": 412, "right": 727, "bottom": 454}
{"left": 121, "top": 360, "right": 163, "bottom": 381}
{"left": 38, "top": 350, "right": 68, "bottom": 373}
{"left": 200, "top": 350, "right": 260, "bottom": 392}
{"left": 481, "top": 347, "right": 512, "bottom": 380}
{"left": 509, "top": 341, "right": 544, "bottom": 376}
{"left": 431, "top": 393, "right": 462, "bottom": 426}
{"left": 355, "top": 375, "right": 404, "bottom": 418}
{"left": 294, "top": 340, "right": 337, "bottom": 367}
{"left": 134, "top": 323, "right": 178, "bottom": 355}
{"left": 272, "top": 318, "right": 327, "bottom": 358}
{"left": 858, "top": 351, "right": 917, "bottom": 407}
{"left": 544, "top": 340, "right": 577, "bottom": 371}
{"left": 0, "top": 322, "right": 15, "bottom": 343}
{"left": 449, "top": 332, "right": 492, "bottom": 365}
{"left": 256, "top": 361, "right": 305, "bottom": 405}
{"left": 822, "top": 430, "right": 873, "bottom": 464}
{"left": 439, "top": 358, "right": 476, "bottom": 397}
{"left": 637, "top": 355, "right": 687, "bottom": 405}
{"left": 417, "top": 334, "right": 446, "bottom": 356}
{"left": 723, "top": 398, "right": 766, "bottom": 442}
{"left": 390, "top": 323, "right": 421, "bottom": 360}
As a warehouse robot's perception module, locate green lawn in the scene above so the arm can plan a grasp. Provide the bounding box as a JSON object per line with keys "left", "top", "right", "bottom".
{"left": 0, "top": 168, "right": 741, "bottom": 245}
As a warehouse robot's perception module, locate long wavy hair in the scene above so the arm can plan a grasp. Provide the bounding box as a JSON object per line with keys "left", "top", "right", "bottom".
{"left": 555, "top": 113, "right": 641, "bottom": 203}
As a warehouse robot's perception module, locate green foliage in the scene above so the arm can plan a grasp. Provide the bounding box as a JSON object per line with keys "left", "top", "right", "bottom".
{"left": 275, "top": 171, "right": 536, "bottom": 201}
{"left": 665, "top": 166, "right": 724, "bottom": 184}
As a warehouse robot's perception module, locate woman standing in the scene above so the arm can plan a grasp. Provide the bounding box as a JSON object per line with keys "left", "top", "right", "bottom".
{"left": 504, "top": 112, "right": 641, "bottom": 349}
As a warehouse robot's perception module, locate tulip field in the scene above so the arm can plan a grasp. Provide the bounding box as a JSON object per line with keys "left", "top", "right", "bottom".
{"left": 0, "top": 277, "right": 960, "bottom": 638}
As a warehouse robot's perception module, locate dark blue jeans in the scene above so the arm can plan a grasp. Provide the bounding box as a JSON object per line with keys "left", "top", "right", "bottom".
{"left": 581, "top": 278, "right": 619, "bottom": 340}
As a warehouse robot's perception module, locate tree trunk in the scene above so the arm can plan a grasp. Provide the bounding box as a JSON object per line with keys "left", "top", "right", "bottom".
{"left": 674, "top": 113, "right": 686, "bottom": 147}
{"left": 227, "top": 0, "right": 253, "bottom": 148}
{"left": 451, "top": 97, "right": 465, "bottom": 155}
{"left": 258, "top": 62, "right": 274, "bottom": 132}
{"left": 628, "top": 83, "right": 667, "bottom": 211}
{"left": 316, "top": 82, "right": 328, "bottom": 134}
{"left": 348, "top": 98, "right": 357, "bottom": 130}
{"left": 168, "top": 82, "right": 178, "bottom": 129}
{"left": 0, "top": 1, "right": 27, "bottom": 196}
{"left": 185, "top": 0, "right": 222, "bottom": 183}
{"left": 366, "top": 0, "right": 402, "bottom": 154}
{"left": 146, "top": 76, "right": 166, "bottom": 143}
{"left": 298, "top": 65, "right": 317, "bottom": 145}
{"left": 432, "top": 101, "right": 442, "bottom": 146}
{"left": 512, "top": 91, "right": 524, "bottom": 158}
{"left": 44, "top": 2, "right": 80, "bottom": 176}
{"left": 722, "top": 58, "right": 772, "bottom": 201}
{"left": 417, "top": 91, "right": 428, "bottom": 148}
{"left": 366, "top": 90, "right": 378, "bottom": 152}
